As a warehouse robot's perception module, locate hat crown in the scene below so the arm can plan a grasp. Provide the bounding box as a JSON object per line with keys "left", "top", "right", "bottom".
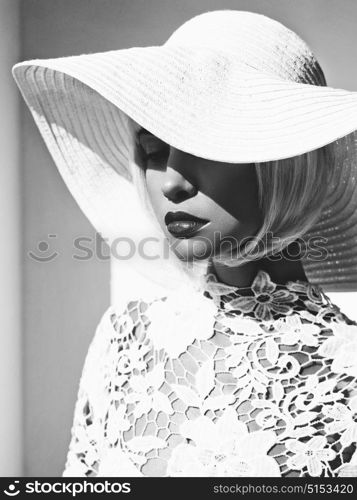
{"left": 165, "top": 10, "right": 326, "bottom": 85}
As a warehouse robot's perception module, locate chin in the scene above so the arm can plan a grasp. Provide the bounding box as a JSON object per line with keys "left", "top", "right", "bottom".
{"left": 169, "top": 237, "right": 213, "bottom": 262}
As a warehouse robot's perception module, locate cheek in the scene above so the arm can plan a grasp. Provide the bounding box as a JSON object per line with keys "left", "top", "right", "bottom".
{"left": 207, "top": 168, "right": 263, "bottom": 236}
{"left": 210, "top": 210, "right": 261, "bottom": 253}
{"left": 226, "top": 191, "right": 262, "bottom": 236}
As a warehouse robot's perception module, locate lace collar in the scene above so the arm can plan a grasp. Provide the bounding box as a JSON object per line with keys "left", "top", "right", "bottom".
{"left": 200, "top": 268, "right": 333, "bottom": 322}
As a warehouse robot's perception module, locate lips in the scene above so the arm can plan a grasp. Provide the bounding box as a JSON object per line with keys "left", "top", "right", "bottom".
{"left": 164, "top": 211, "right": 210, "bottom": 238}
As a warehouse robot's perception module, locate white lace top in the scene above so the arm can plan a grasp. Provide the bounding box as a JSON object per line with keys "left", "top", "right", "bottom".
{"left": 62, "top": 270, "right": 357, "bottom": 477}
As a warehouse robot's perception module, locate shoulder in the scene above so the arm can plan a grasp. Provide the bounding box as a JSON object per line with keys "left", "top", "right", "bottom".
{"left": 78, "top": 301, "right": 148, "bottom": 379}
{"left": 90, "top": 298, "right": 156, "bottom": 346}
{"left": 77, "top": 300, "right": 157, "bottom": 410}
{"left": 271, "top": 289, "right": 357, "bottom": 377}
{"left": 313, "top": 309, "right": 357, "bottom": 381}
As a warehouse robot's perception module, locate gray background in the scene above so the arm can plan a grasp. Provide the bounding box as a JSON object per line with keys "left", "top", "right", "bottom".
{"left": 10, "top": 0, "right": 357, "bottom": 476}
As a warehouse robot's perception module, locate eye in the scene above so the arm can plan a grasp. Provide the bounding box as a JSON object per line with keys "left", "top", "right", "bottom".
{"left": 137, "top": 133, "right": 170, "bottom": 163}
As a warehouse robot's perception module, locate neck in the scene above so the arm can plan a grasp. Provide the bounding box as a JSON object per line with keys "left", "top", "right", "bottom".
{"left": 210, "top": 241, "right": 308, "bottom": 288}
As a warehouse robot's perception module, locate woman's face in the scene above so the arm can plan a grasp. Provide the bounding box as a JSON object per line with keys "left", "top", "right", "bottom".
{"left": 135, "top": 127, "right": 263, "bottom": 262}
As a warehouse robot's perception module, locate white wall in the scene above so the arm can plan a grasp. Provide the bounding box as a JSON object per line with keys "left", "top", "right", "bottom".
{"left": 0, "top": 0, "right": 22, "bottom": 476}
{"left": 20, "top": 8, "right": 110, "bottom": 479}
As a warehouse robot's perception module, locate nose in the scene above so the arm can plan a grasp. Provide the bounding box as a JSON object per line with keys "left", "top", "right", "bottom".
{"left": 161, "top": 149, "right": 198, "bottom": 203}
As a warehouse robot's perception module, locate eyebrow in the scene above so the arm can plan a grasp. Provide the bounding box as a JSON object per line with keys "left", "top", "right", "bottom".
{"left": 136, "top": 127, "right": 153, "bottom": 139}
{"left": 136, "top": 127, "right": 168, "bottom": 149}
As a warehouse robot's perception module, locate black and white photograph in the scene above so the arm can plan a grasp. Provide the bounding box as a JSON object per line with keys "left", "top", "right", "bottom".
{"left": 2, "top": 0, "right": 357, "bottom": 487}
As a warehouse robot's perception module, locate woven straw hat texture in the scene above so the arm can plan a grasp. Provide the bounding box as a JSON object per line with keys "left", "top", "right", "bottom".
{"left": 12, "top": 10, "right": 357, "bottom": 292}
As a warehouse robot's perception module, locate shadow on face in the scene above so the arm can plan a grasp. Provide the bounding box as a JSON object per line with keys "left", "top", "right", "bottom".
{"left": 133, "top": 125, "right": 263, "bottom": 263}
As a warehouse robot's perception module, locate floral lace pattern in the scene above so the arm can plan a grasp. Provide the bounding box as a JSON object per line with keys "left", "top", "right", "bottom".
{"left": 63, "top": 270, "right": 357, "bottom": 477}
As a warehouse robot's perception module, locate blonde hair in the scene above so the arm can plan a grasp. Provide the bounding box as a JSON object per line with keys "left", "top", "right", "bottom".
{"left": 217, "top": 144, "right": 335, "bottom": 267}
{"left": 124, "top": 114, "right": 335, "bottom": 267}
{"left": 125, "top": 116, "right": 162, "bottom": 231}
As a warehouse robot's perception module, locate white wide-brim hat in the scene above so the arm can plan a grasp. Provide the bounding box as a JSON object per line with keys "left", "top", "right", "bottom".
{"left": 12, "top": 10, "right": 357, "bottom": 295}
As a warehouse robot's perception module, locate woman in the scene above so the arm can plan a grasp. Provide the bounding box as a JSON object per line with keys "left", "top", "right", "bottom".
{"left": 12, "top": 10, "right": 357, "bottom": 477}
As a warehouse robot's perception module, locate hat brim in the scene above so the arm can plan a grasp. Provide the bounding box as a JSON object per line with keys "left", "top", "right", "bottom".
{"left": 12, "top": 45, "right": 357, "bottom": 292}
{"left": 13, "top": 45, "right": 357, "bottom": 161}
